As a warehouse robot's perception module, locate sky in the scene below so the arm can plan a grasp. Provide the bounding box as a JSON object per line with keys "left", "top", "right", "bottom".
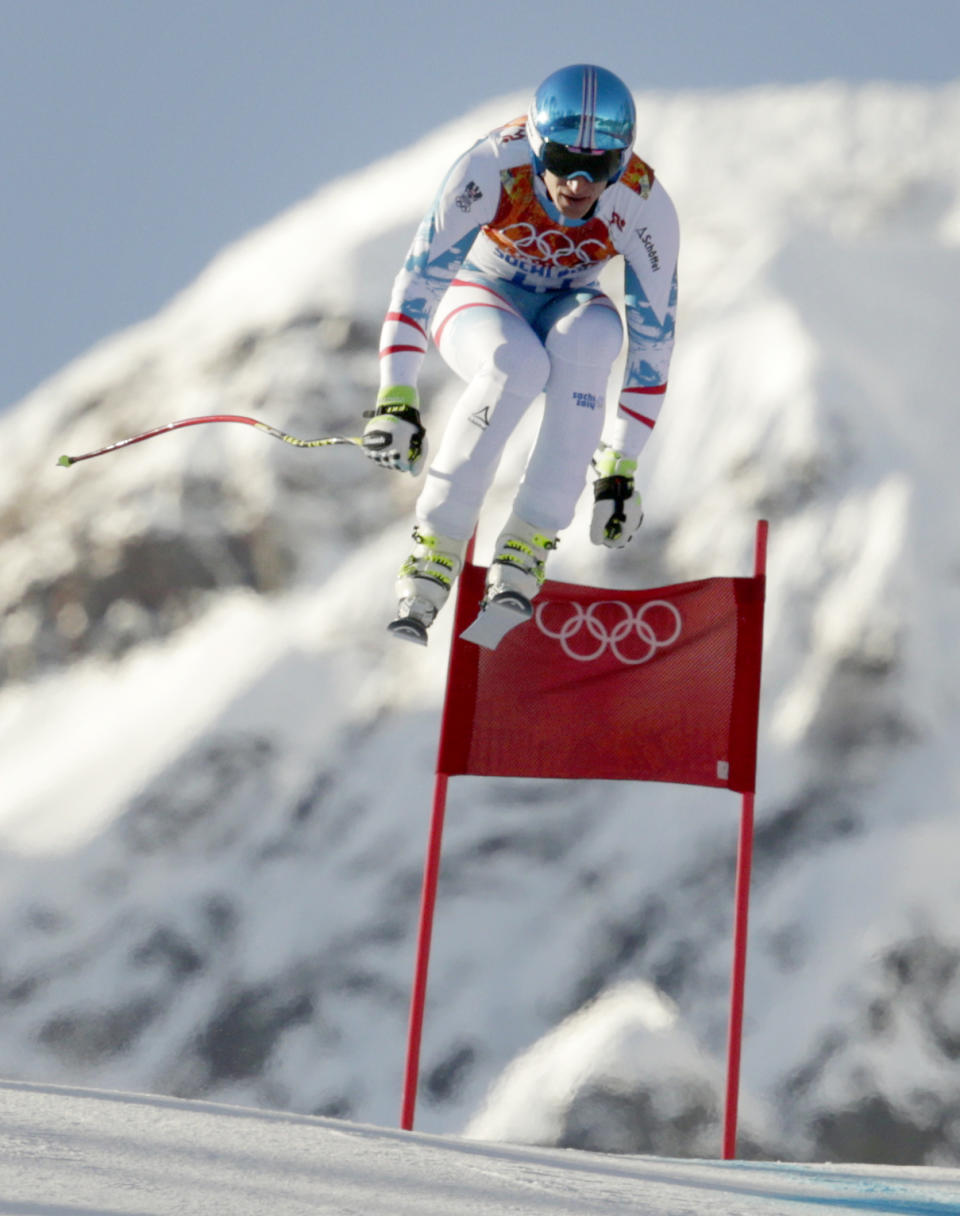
{"left": 1, "top": 0, "right": 958, "bottom": 412}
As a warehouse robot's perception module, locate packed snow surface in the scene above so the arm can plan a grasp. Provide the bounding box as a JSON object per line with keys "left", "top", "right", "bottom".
{"left": 3, "top": 1080, "right": 960, "bottom": 1214}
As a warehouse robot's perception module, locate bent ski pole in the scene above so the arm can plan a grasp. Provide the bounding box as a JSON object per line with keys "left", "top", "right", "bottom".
{"left": 57, "top": 413, "right": 384, "bottom": 467}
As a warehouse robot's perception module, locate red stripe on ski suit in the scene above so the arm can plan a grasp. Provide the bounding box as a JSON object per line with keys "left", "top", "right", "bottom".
{"left": 385, "top": 311, "right": 428, "bottom": 340}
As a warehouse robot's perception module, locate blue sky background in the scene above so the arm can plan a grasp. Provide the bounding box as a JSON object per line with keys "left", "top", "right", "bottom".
{"left": 1, "top": 0, "right": 957, "bottom": 411}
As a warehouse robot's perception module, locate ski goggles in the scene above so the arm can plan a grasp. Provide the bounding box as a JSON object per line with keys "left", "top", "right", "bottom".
{"left": 540, "top": 141, "right": 622, "bottom": 182}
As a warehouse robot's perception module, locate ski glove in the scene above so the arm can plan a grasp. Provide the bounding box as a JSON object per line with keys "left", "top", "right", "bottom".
{"left": 589, "top": 444, "right": 644, "bottom": 548}
{"left": 362, "top": 387, "right": 427, "bottom": 475}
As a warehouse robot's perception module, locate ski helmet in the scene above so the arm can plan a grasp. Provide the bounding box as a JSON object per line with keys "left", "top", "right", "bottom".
{"left": 527, "top": 64, "right": 636, "bottom": 184}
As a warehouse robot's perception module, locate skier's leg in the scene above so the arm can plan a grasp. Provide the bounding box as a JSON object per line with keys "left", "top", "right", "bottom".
{"left": 392, "top": 283, "right": 549, "bottom": 638}
{"left": 415, "top": 281, "right": 550, "bottom": 539}
{"left": 486, "top": 294, "right": 623, "bottom": 606}
{"left": 514, "top": 292, "right": 624, "bottom": 532}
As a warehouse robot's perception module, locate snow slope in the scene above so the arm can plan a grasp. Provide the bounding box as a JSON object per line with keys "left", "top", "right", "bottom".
{"left": 1, "top": 81, "right": 960, "bottom": 1164}
{"left": 3, "top": 1080, "right": 959, "bottom": 1215}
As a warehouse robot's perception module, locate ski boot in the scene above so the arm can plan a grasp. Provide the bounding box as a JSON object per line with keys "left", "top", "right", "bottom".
{"left": 388, "top": 527, "right": 467, "bottom": 646}
{"left": 485, "top": 512, "right": 558, "bottom": 613}
{"left": 461, "top": 514, "right": 558, "bottom": 649}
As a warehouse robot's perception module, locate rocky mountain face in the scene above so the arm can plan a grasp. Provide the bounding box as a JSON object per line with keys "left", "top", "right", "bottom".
{"left": 2, "top": 81, "right": 960, "bottom": 1164}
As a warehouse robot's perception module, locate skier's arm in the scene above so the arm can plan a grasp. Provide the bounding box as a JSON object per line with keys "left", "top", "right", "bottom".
{"left": 378, "top": 141, "right": 500, "bottom": 391}
{"left": 605, "top": 192, "right": 679, "bottom": 461}
{"left": 607, "top": 262, "right": 678, "bottom": 453}
{"left": 365, "top": 141, "right": 499, "bottom": 473}
{"left": 591, "top": 187, "right": 678, "bottom": 546}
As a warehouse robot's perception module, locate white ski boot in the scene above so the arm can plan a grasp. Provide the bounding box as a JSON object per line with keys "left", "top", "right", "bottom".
{"left": 485, "top": 512, "right": 558, "bottom": 611}
{"left": 461, "top": 513, "right": 558, "bottom": 649}
{"left": 388, "top": 528, "right": 467, "bottom": 646}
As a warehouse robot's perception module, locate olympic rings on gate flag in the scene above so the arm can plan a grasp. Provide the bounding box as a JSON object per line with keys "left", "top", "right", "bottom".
{"left": 534, "top": 599, "right": 682, "bottom": 664}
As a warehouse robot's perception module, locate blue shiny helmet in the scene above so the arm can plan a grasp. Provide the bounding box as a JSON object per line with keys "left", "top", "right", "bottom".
{"left": 527, "top": 64, "right": 636, "bottom": 183}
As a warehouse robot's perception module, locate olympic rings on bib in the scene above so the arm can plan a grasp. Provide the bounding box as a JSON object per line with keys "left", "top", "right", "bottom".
{"left": 500, "top": 221, "right": 610, "bottom": 268}
{"left": 534, "top": 599, "right": 682, "bottom": 664}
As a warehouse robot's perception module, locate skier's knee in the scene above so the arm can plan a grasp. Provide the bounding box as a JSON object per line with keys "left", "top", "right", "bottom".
{"left": 485, "top": 337, "right": 551, "bottom": 398}
{"left": 546, "top": 304, "right": 623, "bottom": 368}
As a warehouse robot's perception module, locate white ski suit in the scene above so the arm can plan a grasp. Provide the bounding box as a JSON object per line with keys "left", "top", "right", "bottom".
{"left": 378, "top": 115, "right": 680, "bottom": 541}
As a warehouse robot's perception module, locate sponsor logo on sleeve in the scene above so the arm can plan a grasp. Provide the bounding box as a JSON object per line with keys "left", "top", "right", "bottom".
{"left": 634, "top": 226, "right": 661, "bottom": 272}
{"left": 456, "top": 181, "right": 484, "bottom": 212}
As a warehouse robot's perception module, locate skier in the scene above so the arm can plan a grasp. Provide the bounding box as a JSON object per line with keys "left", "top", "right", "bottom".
{"left": 362, "top": 64, "right": 680, "bottom": 645}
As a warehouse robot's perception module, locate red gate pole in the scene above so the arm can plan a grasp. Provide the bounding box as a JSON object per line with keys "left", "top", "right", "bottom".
{"left": 400, "top": 535, "right": 476, "bottom": 1131}
{"left": 401, "top": 771, "right": 450, "bottom": 1131}
{"left": 722, "top": 519, "right": 768, "bottom": 1159}
{"left": 722, "top": 789, "right": 755, "bottom": 1158}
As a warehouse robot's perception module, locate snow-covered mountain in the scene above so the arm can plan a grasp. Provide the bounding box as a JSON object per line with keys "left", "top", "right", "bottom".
{"left": 2, "top": 80, "right": 960, "bottom": 1164}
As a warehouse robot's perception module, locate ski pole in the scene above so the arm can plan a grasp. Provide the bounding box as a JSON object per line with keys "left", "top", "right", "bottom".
{"left": 56, "top": 413, "right": 383, "bottom": 467}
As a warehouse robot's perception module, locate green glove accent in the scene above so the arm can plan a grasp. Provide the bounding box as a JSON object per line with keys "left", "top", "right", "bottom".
{"left": 591, "top": 443, "right": 638, "bottom": 479}
{"left": 375, "top": 385, "right": 420, "bottom": 413}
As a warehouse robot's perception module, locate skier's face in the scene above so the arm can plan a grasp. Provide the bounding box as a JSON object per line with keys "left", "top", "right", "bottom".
{"left": 543, "top": 170, "right": 607, "bottom": 219}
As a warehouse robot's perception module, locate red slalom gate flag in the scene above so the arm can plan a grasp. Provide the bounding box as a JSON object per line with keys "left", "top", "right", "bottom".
{"left": 437, "top": 562, "right": 765, "bottom": 793}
